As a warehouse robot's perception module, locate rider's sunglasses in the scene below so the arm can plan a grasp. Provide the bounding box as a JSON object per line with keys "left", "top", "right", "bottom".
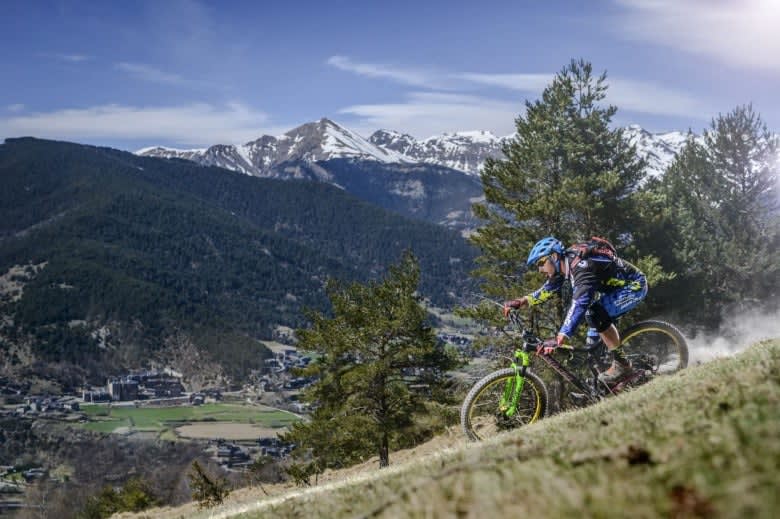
{"left": 536, "top": 255, "right": 549, "bottom": 267}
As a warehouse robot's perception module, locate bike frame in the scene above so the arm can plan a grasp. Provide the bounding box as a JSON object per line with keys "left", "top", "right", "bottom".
{"left": 501, "top": 343, "right": 603, "bottom": 416}
{"left": 534, "top": 348, "right": 602, "bottom": 403}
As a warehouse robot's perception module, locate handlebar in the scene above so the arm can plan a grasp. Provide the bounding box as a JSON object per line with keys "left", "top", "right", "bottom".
{"left": 477, "top": 298, "right": 571, "bottom": 355}
{"left": 504, "top": 309, "right": 543, "bottom": 352}
{"left": 505, "top": 308, "right": 578, "bottom": 354}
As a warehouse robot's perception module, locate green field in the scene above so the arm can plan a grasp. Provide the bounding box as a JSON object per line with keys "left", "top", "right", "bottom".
{"left": 78, "top": 403, "right": 300, "bottom": 435}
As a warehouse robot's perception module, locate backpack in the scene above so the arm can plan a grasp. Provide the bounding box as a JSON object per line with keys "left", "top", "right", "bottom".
{"left": 568, "top": 236, "right": 618, "bottom": 261}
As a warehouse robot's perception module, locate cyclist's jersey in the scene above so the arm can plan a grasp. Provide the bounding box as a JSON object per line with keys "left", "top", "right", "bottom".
{"left": 527, "top": 254, "right": 646, "bottom": 337}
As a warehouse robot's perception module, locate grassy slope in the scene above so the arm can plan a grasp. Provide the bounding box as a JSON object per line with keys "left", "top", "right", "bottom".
{"left": 123, "top": 339, "right": 780, "bottom": 518}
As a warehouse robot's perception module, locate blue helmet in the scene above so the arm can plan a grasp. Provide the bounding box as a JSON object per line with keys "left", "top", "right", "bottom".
{"left": 527, "top": 236, "right": 565, "bottom": 267}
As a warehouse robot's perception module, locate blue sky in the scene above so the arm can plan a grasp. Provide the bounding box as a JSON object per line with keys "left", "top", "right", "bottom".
{"left": 1, "top": 0, "right": 778, "bottom": 151}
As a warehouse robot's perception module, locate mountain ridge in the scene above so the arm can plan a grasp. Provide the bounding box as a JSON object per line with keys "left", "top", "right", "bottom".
{"left": 137, "top": 119, "right": 691, "bottom": 178}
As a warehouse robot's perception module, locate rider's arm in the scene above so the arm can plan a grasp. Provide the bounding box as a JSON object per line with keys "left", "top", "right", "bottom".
{"left": 558, "top": 263, "right": 598, "bottom": 338}
{"left": 527, "top": 273, "right": 564, "bottom": 306}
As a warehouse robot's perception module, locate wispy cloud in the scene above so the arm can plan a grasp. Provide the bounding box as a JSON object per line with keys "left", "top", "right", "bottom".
{"left": 115, "top": 62, "right": 209, "bottom": 88}
{"left": 455, "top": 73, "right": 553, "bottom": 92}
{"left": 339, "top": 92, "right": 520, "bottom": 138}
{"left": 614, "top": 0, "right": 780, "bottom": 73}
{"left": 331, "top": 58, "right": 714, "bottom": 138}
{"left": 0, "top": 103, "right": 282, "bottom": 147}
{"left": 6, "top": 104, "right": 25, "bottom": 113}
{"left": 608, "top": 78, "right": 713, "bottom": 118}
{"left": 58, "top": 54, "right": 91, "bottom": 63}
{"left": 326, "top": 56, "right": 448, "bottom": 89}
{"left": 457, "top": 72, "right": 711, "bottom": 119}
{"left": 329, "top": 55, "right": 714, "bottom": 135}
{"left": 42, "top": 53, "right": 92, "bottom": 63}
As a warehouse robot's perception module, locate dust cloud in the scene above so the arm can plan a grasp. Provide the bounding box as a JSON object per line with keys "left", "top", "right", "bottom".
{"left": 686, "top": 306, "right": 780, "bottom": 365}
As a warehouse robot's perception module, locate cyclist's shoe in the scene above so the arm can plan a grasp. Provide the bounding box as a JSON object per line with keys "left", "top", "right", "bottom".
{"left": 598, "top": 360, "right": 633, "bottom": 385}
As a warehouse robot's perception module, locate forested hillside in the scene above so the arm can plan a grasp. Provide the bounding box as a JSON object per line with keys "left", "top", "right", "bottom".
{"left": 0, "top": 137, "right": 477, "bottom": 387}
{"left": 262, "top": 158, "right": 482, "bottom": 230}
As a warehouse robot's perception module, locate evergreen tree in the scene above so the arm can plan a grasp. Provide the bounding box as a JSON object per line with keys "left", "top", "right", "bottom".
{"left": 469, "top": 59, "right": 669, "bottom": 332}
{"left": 76, "top": 477, "right": 159, "bottom": 518}
{"left": 660, "top": 105, "right": 779, "bottom": 325}
{"left": 188, "top": 460, "right": 230, "bottom": 510}
{"left": 283, "top": 251, "right": 460, "bottom": 470}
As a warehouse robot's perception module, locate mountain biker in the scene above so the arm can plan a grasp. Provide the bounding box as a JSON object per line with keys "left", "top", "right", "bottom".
{"left": 503, "top": 236, "right": 647, "bottom": 384}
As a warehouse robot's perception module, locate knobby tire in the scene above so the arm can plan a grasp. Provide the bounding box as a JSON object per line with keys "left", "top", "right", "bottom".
{"left": 619, "top": 320, "right": 688, "bottom": 374}
{"left": 460, "top": 368, "right": 548, "bottom": 442}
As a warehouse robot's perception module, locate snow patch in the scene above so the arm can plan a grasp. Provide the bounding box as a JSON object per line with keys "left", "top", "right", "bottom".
{"left": 390, "top": 180, "right": 425, "bottom": 199}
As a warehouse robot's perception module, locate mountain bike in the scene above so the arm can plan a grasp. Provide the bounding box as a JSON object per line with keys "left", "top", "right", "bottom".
{"left": 460, "top": 310, "right": 688, "bottom": 441}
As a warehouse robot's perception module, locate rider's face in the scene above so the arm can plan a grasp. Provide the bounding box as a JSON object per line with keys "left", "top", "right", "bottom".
{"left": 538, "top": 254, "right": 557, "bottom": 277}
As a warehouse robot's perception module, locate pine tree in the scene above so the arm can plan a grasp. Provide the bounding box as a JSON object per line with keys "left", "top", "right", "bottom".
{"left": 660, "top": 105, "right": 779, "bottom": 325}
{"left": 283, "top": 251, "right": 460, "bottom": 470}
{"left": 468, "top": 59, "right": 667, "bottom": 333}
{"left": 188, "top": 460, "right": 230, "bottom": 510}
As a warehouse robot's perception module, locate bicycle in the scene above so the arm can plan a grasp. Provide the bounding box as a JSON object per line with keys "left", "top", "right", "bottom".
{"left": 460, "top": 310, "right": 688, "bottom": 441}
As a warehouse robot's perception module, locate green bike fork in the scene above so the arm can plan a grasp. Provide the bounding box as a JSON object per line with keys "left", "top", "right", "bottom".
{"left": 499, "top": 350, "right": 531, "bottom": 416}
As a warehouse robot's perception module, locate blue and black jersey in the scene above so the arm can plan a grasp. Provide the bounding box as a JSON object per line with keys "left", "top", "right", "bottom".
{"left": 528, "top": 254, "right": 647, "bottom": 338}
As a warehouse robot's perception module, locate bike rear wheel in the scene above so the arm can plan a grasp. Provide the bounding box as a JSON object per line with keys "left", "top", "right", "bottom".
{"left": 460, "top": 368, "right": 548, "bottom": 441}
{"left": 620, "top": 320, "right": 688, "bottom": 375}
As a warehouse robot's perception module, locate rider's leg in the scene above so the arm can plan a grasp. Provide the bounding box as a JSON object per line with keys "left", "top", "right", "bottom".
{"left": 585, "top": 304, "right": 618, "bottom": 349}
{"left": 600, "top": 324, "right": 620, "bottom": 350}
{"left": 586, "top": 306, "right": 629, "bottom": 382}
{"left": 594, "top": 281, "right": 648, "bottom": 382}
{"left": 585, "top": 325, "right": 618, "bottom": 349}
{"left": 597, "top": 279, "right": 649, "bottom": 347}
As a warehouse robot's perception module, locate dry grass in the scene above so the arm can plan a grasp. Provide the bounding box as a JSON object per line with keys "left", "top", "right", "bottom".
{"left": 175, "top": 423, "right": 284, "bottom": 440}
{"left": 118, "top": 339, "right": 780, "bottom": 519}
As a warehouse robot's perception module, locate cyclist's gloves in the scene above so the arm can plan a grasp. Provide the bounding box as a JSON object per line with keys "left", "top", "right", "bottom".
{"left": 537, "top": 335, "right": 564, "bottom": 355}
{"left": 502, "top": 297, "right": 528, "bottom": 318}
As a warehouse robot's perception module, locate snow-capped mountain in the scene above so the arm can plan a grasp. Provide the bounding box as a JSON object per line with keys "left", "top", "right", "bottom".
{"left": 138, "top": 119, "right": 689, "bottom": 180}
{"left": 368, "top": 129, "right": 507, "bottom": 175}
{"left": 623, "top": 125, "right": 691, "bottom": 179}
{"left": 135, "top": 119, "right": 697, "bottom": 233}
{"left": 135, "top": 146, "right": 207, "bottom": 162}
{"left": 139, "top": 118, "right": 414, "bottom": 177}
{"left": 138, "top": 118, "right": 485, "bottom": 232}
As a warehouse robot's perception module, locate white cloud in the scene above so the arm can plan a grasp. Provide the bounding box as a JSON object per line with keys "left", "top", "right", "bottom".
{"left": 6, "top": 104, "right": 25, "bottom": 113}
{"left": 115, "top": 62, "right": 204, "bottom": 87}
{"left": 455, "top": 73, "right": 553, "bottom": 92}
{"left": 329, "top": 55, "right": 715, "bottom": 135}
{"left": 457, "top": 72, "right": 711, "bottom": 119}
{"left": 38, "top": 53, "right": 92, "bottom": 63}
{"left": 326, "top": 56, "right": 448, "bottom": 89}
{"left": 608, "top": 78, "right": 713, "bottom": 118}
{"left": 338, "top": 92, "right": 520, "bottom": 139}
{"left": 55, "top": 53, "right": 91, "bottom": 63}
{"left": 0, "top": 103, "right": 283, "bottom": 146}
{"left": 614, "top": 0, "right": 780, "bottom": 73}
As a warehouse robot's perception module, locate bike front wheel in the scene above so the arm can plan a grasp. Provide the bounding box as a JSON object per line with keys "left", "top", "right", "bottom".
{"left": 460, "top": 368, "right": 548, "bottom": 442}
{"left": 620, "top": 320, "right": 689, "bottom": 375}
